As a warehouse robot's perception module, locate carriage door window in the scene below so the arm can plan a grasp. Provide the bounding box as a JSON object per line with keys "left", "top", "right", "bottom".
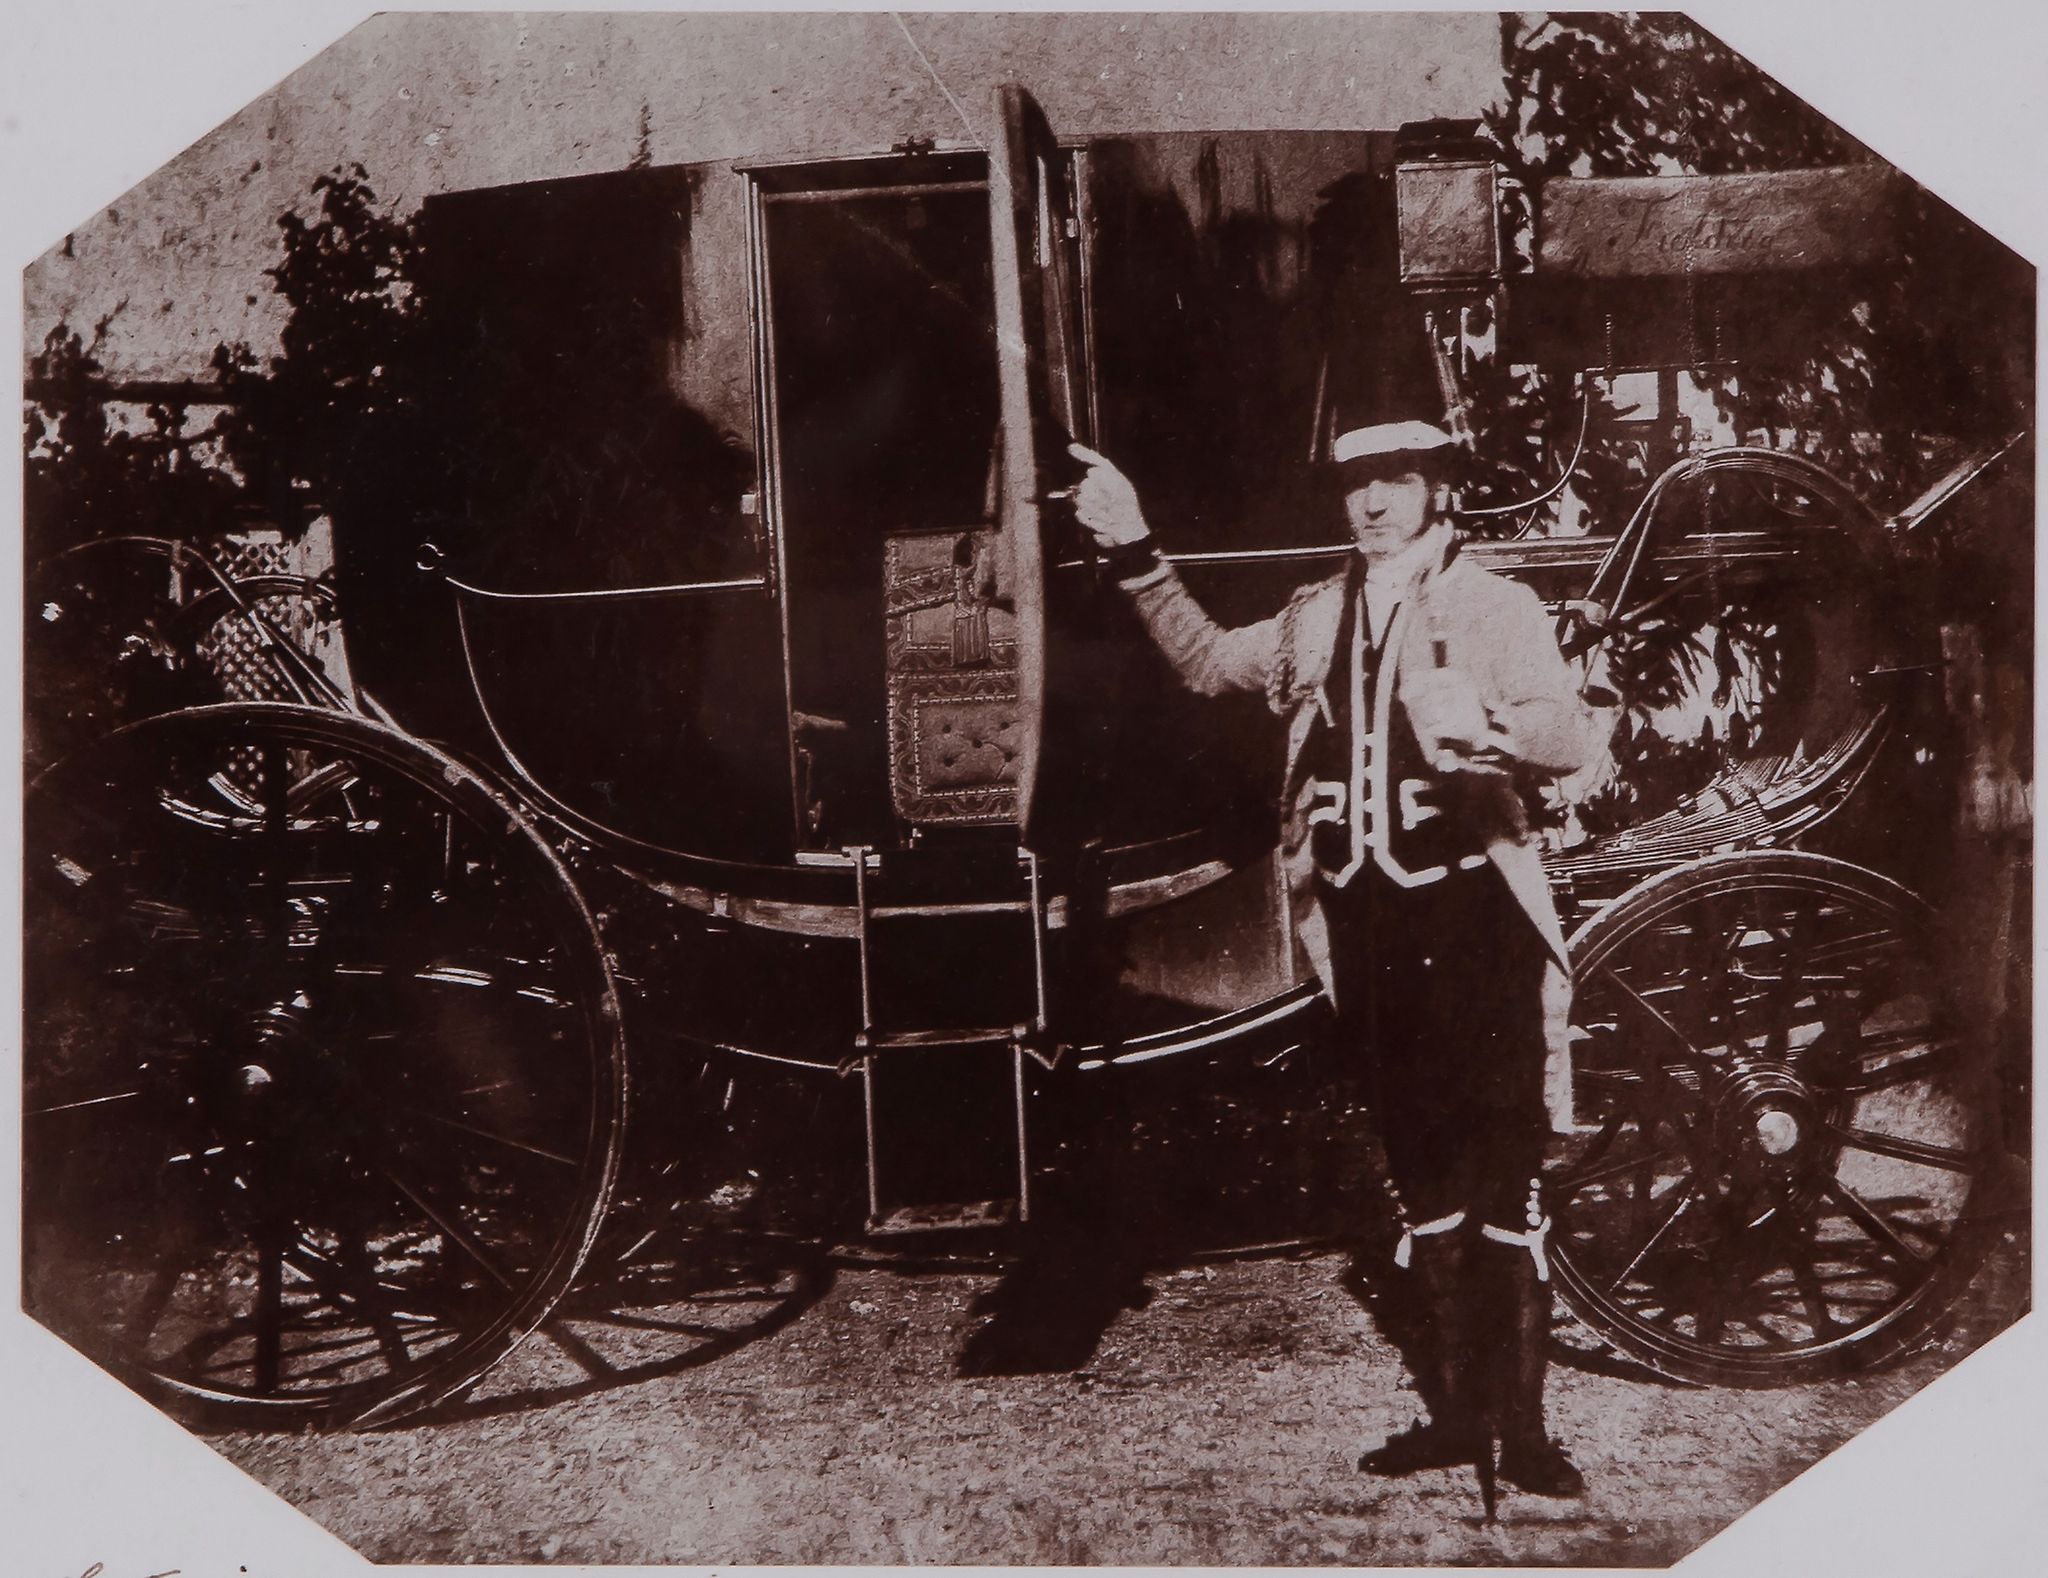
{"left": 749, "top": 156, "right": 1003, "bottom": 851}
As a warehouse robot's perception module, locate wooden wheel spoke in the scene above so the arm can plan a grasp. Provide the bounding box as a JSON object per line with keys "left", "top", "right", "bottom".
{"left": 1829, "top": 1124, "right": 1978, "bottom": 1175}
{"left": 249, "top": 1342, "right": 386, "bottom": 1389}
{"left": 1598, "top": 965, "right": 1714, "bottom": 1070}
{"left": 1762, "top": 896, "right": 1819, "bottom": 1059}
{"left": 400, "top": 1106, "right": 580, "bottom": 1168}
{"left": 252, "top": 1221, "right": 286, "bottom": 1392}
{"left": 197, "top": 1321, "right": 413, "bottom": 1386}
{"left": 1804, "top": 930, "right": 1903, "bottom": 968}
{"left": 1555, "top": 1142, "right": 1681, "bottom": 1195}
{"left": 336, "top": 1236, "right": 418, "bottom": 1374}
{"left": 1786, "top": 1226, "right": 1847, "bottom": 1336}
{"left": 1731, "top": 1313, "right": 1791, "bottom": 1350}
{"left": 1820, "top": 1179, "right": 1928, "bottom": 1269}
{"left": 375, "top": 1161, "right": 520, "bottom": 1293}
{"left": 284, "top": 1240, "right": 415, "bottom": 1374}
{"left": 1694, "top": 907, "right": 1747, "bottom": 1048}
{"left": 1687, "top": 1209, "right": 1777, "bottom": 1343}
{"left": 1695, "top": 1254, "right": 1732, "bottom": 1347}
{"left": 1604, "top": 1174, "right": 1702, "bottom": 1296}
{"left": 1589, "top": 969, "right": 1716, "bottom": 1161}
{"left": 259, "top": 739, "right": 294, "bottom": 952}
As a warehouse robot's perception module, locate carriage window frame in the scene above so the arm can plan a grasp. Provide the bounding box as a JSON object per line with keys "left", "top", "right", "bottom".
{"left": 740, "top": 143, "right": 1097, "bottom": 595}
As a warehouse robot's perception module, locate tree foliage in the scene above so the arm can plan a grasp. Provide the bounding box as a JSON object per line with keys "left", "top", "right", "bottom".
{"left": 1477, "top": 10, "right": 2023, "bottom": 504}
{"left": 1465, "top": 12, "right": 2028, "bottom": 828}
{"left": 24, "top": 317, "right": 247, "bottom": 565}
{"left": 210, "top": 164, "right": 432, "bottom": 536}
{"left": 1487, "top": 12, "right": 1865, "bottom": 181}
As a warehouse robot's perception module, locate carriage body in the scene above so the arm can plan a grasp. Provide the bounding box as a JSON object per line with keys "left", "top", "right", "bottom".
{"left": 24, "top": 87, "right": 2021, "bottom": 1424}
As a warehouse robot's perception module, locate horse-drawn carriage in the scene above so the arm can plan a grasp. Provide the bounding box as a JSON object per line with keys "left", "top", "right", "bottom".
{"left": 23, "top": 87, "right": 2020, "bottom": 1426}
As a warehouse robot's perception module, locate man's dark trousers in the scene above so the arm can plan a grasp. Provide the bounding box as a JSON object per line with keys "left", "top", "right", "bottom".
{"left": 1323, "top": 859, "right": 1554, "bottom": 1454}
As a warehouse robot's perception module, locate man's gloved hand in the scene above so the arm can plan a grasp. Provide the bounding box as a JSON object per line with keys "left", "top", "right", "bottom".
{"left": 1063, "top": 443, "right": 1152, "bottom": 549}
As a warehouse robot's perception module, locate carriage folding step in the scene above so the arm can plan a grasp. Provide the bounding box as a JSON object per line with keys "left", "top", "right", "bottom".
{"left": 861, "top": 1025, "right": 1019, "bottom": 1051}
{"left": 848, "top": 845, "right": 1048, "bottom": 1234}
{"left": 860, "top": 1036, "right": 1030, "bottom": 1235}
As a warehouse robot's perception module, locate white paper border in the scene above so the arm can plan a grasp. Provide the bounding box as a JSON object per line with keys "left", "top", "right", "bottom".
{"left": 5, "top": 5, "right": 2041, "bottom": 1576}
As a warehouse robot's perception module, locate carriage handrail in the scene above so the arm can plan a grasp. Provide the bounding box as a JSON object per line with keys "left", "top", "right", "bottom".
{"left": 1085, "top": 525, "right": 1833, "bottom": 576}
{"left": 1143, "top": 439, "right": 2009, "bottom": 583}
{"left": 1579, "top": 447, "right": 1881, "bottom": 625}
{"left": 440, "top": 570, "right": 770, "bottom": 603}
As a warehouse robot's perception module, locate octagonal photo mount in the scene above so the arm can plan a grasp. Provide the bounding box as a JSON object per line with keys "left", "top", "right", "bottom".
{"left": 14, "top": 8, "right": 2035, "bottom": 1570}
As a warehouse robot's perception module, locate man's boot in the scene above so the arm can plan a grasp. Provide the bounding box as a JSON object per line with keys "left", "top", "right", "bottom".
{"left": 1482, "top": 1229, "right": 1585, "bottom": 1498}
{"left": 1359, "top": 1227, "right": 1483, "bottom": 1477}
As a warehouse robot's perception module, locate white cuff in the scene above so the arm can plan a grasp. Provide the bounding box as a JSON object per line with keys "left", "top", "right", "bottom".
{"left": 1393, "top": 1208, "right": 1467, "bottom": 1269}
{"left": 1481, "top": 1216, "right": 1553, "bottom": 1282}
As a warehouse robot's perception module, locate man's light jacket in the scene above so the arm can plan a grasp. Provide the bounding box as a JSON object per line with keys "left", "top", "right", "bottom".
{"left": 1123, "top": 540, "right": 1609, "bottom": 1128}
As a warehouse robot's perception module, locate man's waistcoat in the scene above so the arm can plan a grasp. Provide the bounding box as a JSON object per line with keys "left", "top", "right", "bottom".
{"left": 1298, "top": 556, "right": 1496, "bottom": 892}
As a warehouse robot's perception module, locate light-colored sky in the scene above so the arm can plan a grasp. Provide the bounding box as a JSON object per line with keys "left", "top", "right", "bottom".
{"left": 20, "top": 9, "right": 1502, "bottom": 381}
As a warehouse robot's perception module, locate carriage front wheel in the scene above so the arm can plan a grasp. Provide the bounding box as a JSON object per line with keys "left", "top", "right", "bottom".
{"left": 23, "top": 703, "right": 627, "bottom": 1427}
{"left": 1547, "top": 851, "right": 2006, "bottom": 1386}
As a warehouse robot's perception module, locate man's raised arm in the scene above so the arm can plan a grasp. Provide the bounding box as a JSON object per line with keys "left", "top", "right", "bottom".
{"left": 1065, "top": 443, "right": 1291, "bottom": 700}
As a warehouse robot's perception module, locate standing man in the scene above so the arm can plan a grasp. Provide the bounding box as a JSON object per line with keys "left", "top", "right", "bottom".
{"left": 1066, "top": 421, "right": 1604, "bottom": 1503}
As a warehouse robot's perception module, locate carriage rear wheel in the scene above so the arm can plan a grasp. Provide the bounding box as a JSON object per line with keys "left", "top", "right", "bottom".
{"left": 23, "top": 703, "right": 626, "bottom": 1427}
{"left": 1548, "top": 851, "right": 2004, "bottom": 1386}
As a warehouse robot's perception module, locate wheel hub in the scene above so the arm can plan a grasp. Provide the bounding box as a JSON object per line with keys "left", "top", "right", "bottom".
{"left": 1714, "top": 1065, "right": 1822, "bottom": 1175}
{"left": 240, "top": 991, "right": 315, "bottom": 1098}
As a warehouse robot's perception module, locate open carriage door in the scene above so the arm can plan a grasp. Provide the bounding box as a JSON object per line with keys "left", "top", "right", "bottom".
{"left": 988, "top": 83, "right": 1094, "bottom": 848}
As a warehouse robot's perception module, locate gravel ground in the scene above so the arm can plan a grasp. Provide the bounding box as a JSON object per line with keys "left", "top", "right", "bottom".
{"left": 209, "top": 1211, "right": 2028, "bottom": 1568}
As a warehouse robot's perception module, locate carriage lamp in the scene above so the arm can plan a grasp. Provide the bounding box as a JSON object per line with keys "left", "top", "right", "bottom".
{"left": 1393, "top": 118, "right": 1515, "bottom": 290}
{"left": 1395, "top": 158, "right": 1500, "bottom": 288}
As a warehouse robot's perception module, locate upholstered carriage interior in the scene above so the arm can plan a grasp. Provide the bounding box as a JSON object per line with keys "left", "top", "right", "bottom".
{"left": 763, "top": 178, "right": 1006, "bottom": 850}
{"left": 881, "top": 528, "right": 1022, "bottom": 827}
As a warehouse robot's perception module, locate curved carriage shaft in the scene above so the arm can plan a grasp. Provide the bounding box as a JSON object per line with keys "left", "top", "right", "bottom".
{"left": 1549, "top": 860, "right": 1993, "bottom": 1383}
{"left": 23, "top": 709, "right": 622, "bottom": 1423}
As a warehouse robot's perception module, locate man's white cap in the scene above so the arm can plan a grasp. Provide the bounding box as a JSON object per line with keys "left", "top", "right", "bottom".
{"left": 1330, "top": 420, "right": 1455, "bottom": 465}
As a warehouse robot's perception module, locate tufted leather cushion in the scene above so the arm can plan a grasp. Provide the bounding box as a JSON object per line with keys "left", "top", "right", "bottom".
{"left": 915, "top": 698, "right": 1024, "bottom": 790}
{"left": 883, "top": 529, "right": 1024, "bottom": 826}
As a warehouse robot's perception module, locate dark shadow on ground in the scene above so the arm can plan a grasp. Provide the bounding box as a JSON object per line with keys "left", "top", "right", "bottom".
{"left": 954, "top": 1055, "right": 1382, "bottom": 1379}
{"left": 955, "top": 1239, "right": 1157, "bottom": 1377}
{"left": 397, "top": 1221, "right": 837, "bottom": 1429}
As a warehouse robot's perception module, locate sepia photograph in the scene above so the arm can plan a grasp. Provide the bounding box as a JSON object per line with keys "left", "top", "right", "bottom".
{"left": 7, "top": 4, "right": 2040, "bottom": 1572}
